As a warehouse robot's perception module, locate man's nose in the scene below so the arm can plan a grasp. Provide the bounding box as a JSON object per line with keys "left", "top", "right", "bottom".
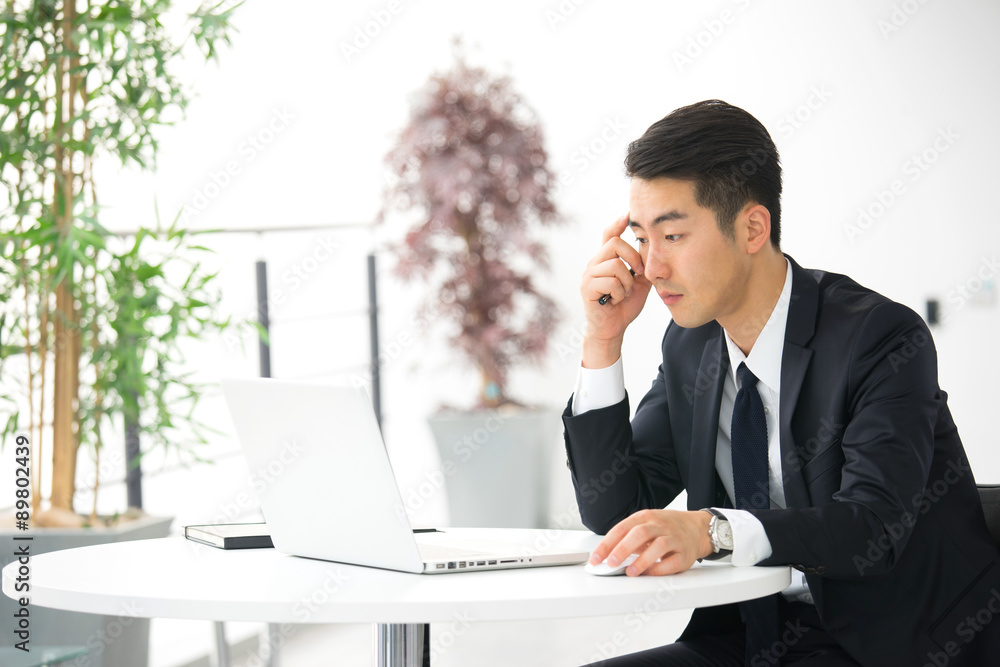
{"left": 643, "top": 248, "right": 669, "bottom": 282}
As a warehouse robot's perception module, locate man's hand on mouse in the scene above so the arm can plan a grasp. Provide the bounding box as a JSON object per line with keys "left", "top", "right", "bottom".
{"left": 589, "top": 509, "right": 714, "bottom": 577}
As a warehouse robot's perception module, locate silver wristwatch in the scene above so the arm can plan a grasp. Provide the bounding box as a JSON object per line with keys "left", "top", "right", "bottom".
{"left": 701, "top": 508, "right": 734, "bottom": 560}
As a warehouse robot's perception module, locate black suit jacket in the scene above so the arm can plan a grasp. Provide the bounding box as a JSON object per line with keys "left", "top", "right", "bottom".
{"left": 563, "top": 256, "right": 1000, "bottom": 666}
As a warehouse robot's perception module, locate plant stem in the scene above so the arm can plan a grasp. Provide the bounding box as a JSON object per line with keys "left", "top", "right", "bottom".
{"left": 19, "top": 245, "right": 39, "bottom": 516}
{"left": 89, "top": 263, "right": 103, "bottom": 524}
{"left": 49, "top": 0, "right": 80, "bottom": 512}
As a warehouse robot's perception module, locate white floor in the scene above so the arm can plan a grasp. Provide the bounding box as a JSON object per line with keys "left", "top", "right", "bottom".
{"left": 216, "top": 612, "right": 692, "bottom": 667}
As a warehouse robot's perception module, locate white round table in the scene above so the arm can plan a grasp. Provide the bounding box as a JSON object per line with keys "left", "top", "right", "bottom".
{"left": 3, "top": 530, "right": 790, "bottom": 666}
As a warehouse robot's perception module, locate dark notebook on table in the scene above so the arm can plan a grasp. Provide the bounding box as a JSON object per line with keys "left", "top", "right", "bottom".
{"left": 184, "top": 522, "right": 273, "bottom": 550}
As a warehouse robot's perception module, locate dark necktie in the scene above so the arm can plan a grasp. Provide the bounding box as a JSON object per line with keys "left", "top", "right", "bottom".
{"left": 731, "top": 362, "right": 781, "bottom": 667}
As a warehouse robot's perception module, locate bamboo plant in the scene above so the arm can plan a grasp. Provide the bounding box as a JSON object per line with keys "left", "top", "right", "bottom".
{"left": 0, "top": 0, "right": 239, "bottom": 524}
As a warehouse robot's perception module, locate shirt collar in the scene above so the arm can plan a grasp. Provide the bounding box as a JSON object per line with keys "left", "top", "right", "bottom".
{"left": 724, "top": 257, "right": 792, "bottom": 393}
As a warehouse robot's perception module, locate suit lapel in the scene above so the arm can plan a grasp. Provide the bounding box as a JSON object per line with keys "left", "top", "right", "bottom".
{"left": 688, "top": 330, "right": 729, "bottom": 510}
{"left": 779, "top": 256, "right": 818, "bottom": 508}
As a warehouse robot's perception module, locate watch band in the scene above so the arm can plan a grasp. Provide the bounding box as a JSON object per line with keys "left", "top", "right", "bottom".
{"left": 700, "top": 508, "right": 733, "bottom": 561}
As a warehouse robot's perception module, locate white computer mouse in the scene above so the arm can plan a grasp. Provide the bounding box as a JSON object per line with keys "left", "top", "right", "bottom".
{"left": 584, "top": 553, "right": 640, "bottom": 576}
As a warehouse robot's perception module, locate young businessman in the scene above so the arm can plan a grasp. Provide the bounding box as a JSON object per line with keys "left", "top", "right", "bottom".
{"left": 564, "top": 100, "right": 1000, "bottom": 666}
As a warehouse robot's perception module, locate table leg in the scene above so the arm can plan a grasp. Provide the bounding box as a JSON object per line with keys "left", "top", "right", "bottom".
{"left": 265, "top": 622, "right": 281, "bottom": 666}
{"left": 374, "top": 622, "right": 429, "bottom": 667}
{"left": 213, "top": 621, "right": 230, "bottom": 666}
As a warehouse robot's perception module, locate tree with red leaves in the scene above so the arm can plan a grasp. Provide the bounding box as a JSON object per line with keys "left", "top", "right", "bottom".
{"left": 382, "top": 47, "right": 562, "bottom": 408}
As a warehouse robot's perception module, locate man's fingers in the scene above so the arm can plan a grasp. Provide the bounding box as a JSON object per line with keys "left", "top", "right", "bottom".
{"left": 586, "top": 236, "right": 644, "bottom": 274}
{"left": 585, "top": 259, "right": 637, "bottom": 305}
{"left": 589, "top": 510, "right": 704, "bottom": 575}
{"left": 588, "top": 514, "right": 639, "bottom": 565}
{"left": 639, "top": 551, "right": 692, "bottom": 577}
{"left": 588, "top": 538, "right": 614, "bottom": 565}
{"left": 611, "top": 523, "right": 665, "bottom": 572}
{"left": 619, "top": 540, "right": 658, "bottom": 575}
{"left": 602, "top": 518, "right": 656, "bottom": 567}
{"left": 607, "top": 239, "right": 644, "bottom": 278}
{"left": 600, "top": 212, "right": 630, "bottom": 245}
{"left": 586, "top": 214, "right": 644, "bottom": 295}
{"left": 589, "top": 532, "right": 621, "bottom": 565}
{"left": 588, "top": 278, "right": 626, "bottom": 306}
{"left": 618, "top": 536, "right": 695, "bottom": 577}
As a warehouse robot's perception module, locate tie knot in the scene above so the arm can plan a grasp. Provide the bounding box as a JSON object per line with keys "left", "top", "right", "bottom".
{"left": 737, "top": 362, "right": 759, "bottom": 390}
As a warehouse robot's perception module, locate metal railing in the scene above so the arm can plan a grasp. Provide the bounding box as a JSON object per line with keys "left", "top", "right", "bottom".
{"left": 105, "top": 222, "right": 383, "bottom": 510}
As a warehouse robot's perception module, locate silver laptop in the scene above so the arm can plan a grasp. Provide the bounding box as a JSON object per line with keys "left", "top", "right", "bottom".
{"left": 220, "top": 378, "right": 589, "bottom": 574}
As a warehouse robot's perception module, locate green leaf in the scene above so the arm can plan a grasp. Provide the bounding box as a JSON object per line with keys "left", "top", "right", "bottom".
{"left": 134, "top": 263, "right": 163, "bottom": 282}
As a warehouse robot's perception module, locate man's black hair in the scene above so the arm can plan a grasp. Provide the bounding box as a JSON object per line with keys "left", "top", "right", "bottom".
{"left": 625, "top": 99, "right": 782, "bottom": 247}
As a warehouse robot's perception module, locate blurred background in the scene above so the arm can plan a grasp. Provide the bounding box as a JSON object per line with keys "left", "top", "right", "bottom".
{"left": 3, "top": 0, "right": 999, "bottom": 664}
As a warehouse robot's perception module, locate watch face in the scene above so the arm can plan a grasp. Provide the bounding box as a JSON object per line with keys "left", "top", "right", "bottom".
{"left": 717, "top": 520, "right": 734, "bottom": 550}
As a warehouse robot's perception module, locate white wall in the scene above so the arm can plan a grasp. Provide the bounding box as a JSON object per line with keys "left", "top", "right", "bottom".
{"left": 78, "top": 0, "right": 1000, "bottom": 529}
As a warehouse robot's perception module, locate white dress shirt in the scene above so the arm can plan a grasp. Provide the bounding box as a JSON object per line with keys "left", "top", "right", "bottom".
{"left": 572, "top": 258, "right": 813, "bottom": 603}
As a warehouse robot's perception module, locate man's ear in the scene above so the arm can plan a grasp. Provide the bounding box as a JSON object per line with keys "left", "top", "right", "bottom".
{"left": 743, "top": 204, "right": 772, "bottom": 255}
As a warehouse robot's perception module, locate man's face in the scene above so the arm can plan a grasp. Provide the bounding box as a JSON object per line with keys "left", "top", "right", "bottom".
{"left": 628, "top": 177, "right": 751, "bottom": 329}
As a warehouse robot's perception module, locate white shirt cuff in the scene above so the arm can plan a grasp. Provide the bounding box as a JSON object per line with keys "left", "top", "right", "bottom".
{"left": 712, "top": 508, "right": 772, "bottom": 566}
{"left": 571, "top": 357, "right": 626, "bottom": 416}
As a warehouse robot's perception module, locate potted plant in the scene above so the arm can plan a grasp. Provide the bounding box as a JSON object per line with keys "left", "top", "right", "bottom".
{"left": 380, "top": 44, "right": 563, "bottom": 528}
{"left": 0, "top": 1, "right": 238, "bottom": 663}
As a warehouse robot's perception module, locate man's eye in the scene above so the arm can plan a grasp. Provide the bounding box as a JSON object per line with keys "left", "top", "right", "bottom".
{"left": 635, "top": 237, "right": 648, "bottom": 246}
{"left": 665, "top": 234, "right": 682, "bottom": 243}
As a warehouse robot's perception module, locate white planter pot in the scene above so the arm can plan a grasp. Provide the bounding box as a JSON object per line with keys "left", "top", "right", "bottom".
{"left": 0, "top": 513, "right": 173, "bottom": 666}
{"left": 427, "top": 408, "right": 560, "bottom": 528}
